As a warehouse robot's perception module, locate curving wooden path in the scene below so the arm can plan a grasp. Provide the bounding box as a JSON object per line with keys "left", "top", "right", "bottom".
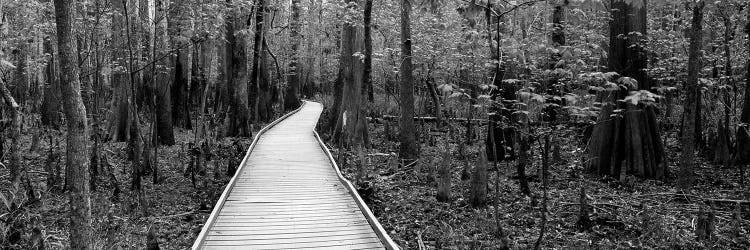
{"left": 193, "top": 101, "right": 398, "bottom": 250}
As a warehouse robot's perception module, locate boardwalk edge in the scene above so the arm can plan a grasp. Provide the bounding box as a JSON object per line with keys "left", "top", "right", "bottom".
{"left": 312, "top": 130, "right": 401, "bottom": 250}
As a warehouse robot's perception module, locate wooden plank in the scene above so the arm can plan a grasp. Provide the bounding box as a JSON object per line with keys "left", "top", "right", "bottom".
{"left": 217, "top": 205, "right": 361, "bottom": 213}
{"left": 211, "top": 217, "right": 368, "bottom": 227}
{"left": 222, "top": 198, "right": 354, "bottom": 205}
{"left": 226, "top": 195, "right": 353, "bottom": 200}
{"left": 203, "top": 235, "right": 380, "bottom": 246}
{"left": 202, "top": 242, "right": 383, "bottom": 250}
{"left": 220, "top": 200, "right": 358, "bottom": 207}
{"left": 207, "top": 224, "right": 375, "bottom": 235}
{"left": 217, "top": 207, "right": 362, "bottom": 215}
{"left": 215, "top": 211, "right": 365, "bottom": 221}
{"left": 210, "top": 221, "right": 371, "bottom": 230}
{"left": 206, "top": 232, "right": 379, "bottom": 242}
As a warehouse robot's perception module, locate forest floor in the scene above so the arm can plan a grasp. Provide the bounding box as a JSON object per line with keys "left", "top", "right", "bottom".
{"left": 1, "top": 125, "right": 254, "bottom": 249}
{"left": 336, "top": 122, "right": 750, "bottom": 250}
{"left": 3, "top": 112, "right": 750, "bottom": 249}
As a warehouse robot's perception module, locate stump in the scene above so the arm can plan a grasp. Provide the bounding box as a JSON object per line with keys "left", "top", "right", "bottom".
{"left": 436, "top": 143, "right": 451, "bottom": 202}
{"left": 695, "top": 207, "right": 715, "bottom": 242}
{"left": 470, "top": 150, "right": 489, "bottom": 207}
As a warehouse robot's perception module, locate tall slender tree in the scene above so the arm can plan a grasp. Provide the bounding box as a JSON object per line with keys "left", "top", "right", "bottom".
{"left": 679, "top": 0, "right": 704, "bottom": 188}
{"left": 363, "top": 0, "right": 374, "bottom": 102}
{"left": 53, "top": 0, "right": 93, "bottom": 248}
{"left": 399, "top": 0, "right": 418, "bottom": 159}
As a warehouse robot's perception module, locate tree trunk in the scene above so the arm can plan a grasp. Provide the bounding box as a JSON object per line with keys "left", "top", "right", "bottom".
{"left": 330, "top": 0, "right": 368, "bottom": 148}
{"left": 679, "top": 1, "right": 704, "bottom": 189}
{"left": 484, "top": 0, "right": 515, "bottom": 162}
{"left": 363, "top": 0, "right": 374, "bottom": 102}
{"left": 588, "top": 0, "right": 666, "bottom": 180}
{"left": 588, "top": 89, "right": 665, "bottom": 179}
{"left": 226, "top": 0, "right": 251, "bottom": 137}
{"left": 172, "top": 52, "right": 192, "bottom": 129}
{"left": 737, "top": 5, "right": 750, "bottom": 164}
{"left": 399, "top": 0, "right": 417, "bottom": 159}
{"left": 711, "top": 12, "right": 733, "bottom": 166}
{"left": 41, "top": 37, "right": 62, "bottom": 129}
{"left": 425, "top": 78, "right": 442, "bottom": 126}
{"left": 516, "top": 132, "right": 531, "bottom": 196}
{"left": 0, "top": 79, "right": 20, "bottom": 183}
{"left": 436, "top": 140, "right": 451, "bottom": 202}
{"left": 169, "top": 7, "right": 193, "bottom": 129}
{"left": 53, "top": 0, "right": 93, "bottom": 248}
{"left": 257, "top": 38, "right": 274, "bottom": 123}
{"left": 154, "top": 0, "right": 174, "bottom": 145}
{"left": 12, "top": 38, "right": 30, "bottom": 106}
{"left": 108, "top": 0, "right": 134, "bottom": 142}
{"left": 471, "top": 148, "right": 488, "bottom": 207}
{"left": 284, "top": 0, "right": 302, "bottom": 111}
{"left": 608, "top": 0, "right": 648, "bottom": 89}
{"left": 248, "top": 0, "right": 265, "bottom": 123}
{"left": 552, "top": 3, "right": 566, "bottom": 47}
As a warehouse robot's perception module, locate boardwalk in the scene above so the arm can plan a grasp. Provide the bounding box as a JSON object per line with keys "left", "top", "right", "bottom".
{"left": 193, "top": 101, "right": 397, "bottom": 250}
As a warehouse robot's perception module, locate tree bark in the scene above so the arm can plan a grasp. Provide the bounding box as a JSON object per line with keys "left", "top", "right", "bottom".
{"left": 108, "top": 0, "right": 134, "bottom": 142}
{"left": 737, "top": 4, "right": 750, "bottom": 164}
{"left": 608, "top": 0, "right": 648, "bottom": 89}
{"left": 226, "top": 0, "right": 251, "bottom": 137}
{"left": 679, "top": 1, "right": 704, "bottom": 189}
{"left": 169, "top": 6, "right": 193, "bottom": 129}
{"left": 12, "top": 38, "right": 30, "bottom": 105}
{"left": 250, "top": 0, "right": 274, "bottom": 124}
{"left": 471, "top": 148, "right": 488, "bottom": 207}
{"left": 258, "top": 38, "right": 275, "bottom": 122}
{"left": 425, "top": 78, "right": 442, "bottom": 126}
{"left": 154, "top": 0, "right": 174, "bottom": 145}
{"left": 436, "top": 141, "right": 451, "bottom": 202}
{"left": 588, "top": 0, "right": 666, "bottom": 180}
{"left": 41, "top": 37, "right": 62, "bottom": 129}
{"left": 284, "top": 0, "right": 302, "bottom": 111}
{"left": 399, "top": 0, "right": 417, "bottom": 159}
{"left": 363, "top": 0, "right": 374, "bottom": 102}
{"left": 712, "top": 11, "right": 733, "bottom": 167}
{"left": 552, "top": 3, "right": 566, "bottom": 47}
{"left": 53, "top": 0, "right": 93, "bottom": 248}
{"left": 0, "top": 79, "right": 20, "bottom": 183}
{"left": 331, "top": 0, "right": 368, "bottom": 148}
{"left": 172, "top": 52, "right": 192, "bottom": 129}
